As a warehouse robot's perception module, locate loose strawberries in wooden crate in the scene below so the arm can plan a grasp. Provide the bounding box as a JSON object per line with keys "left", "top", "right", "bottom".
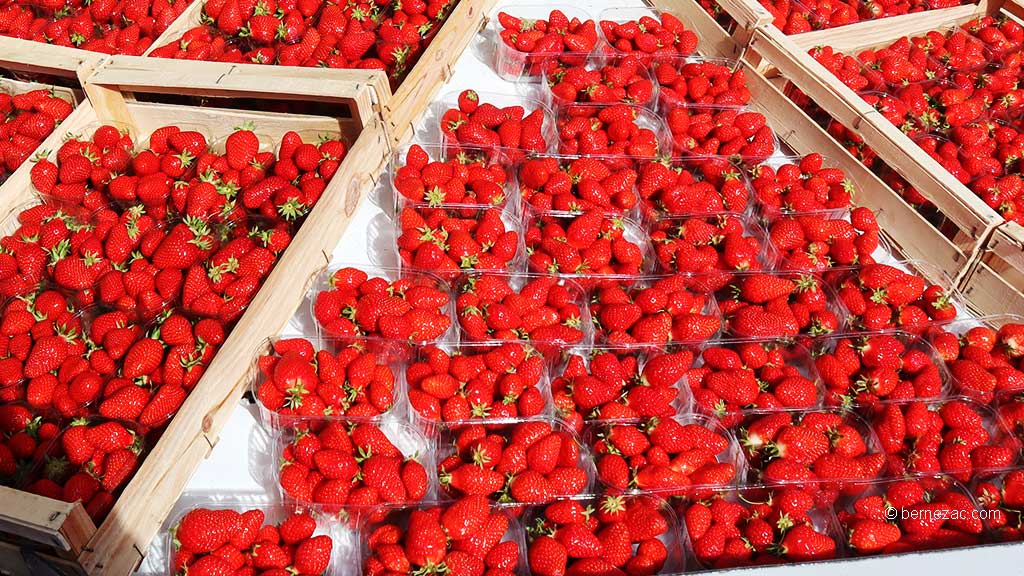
{"left": 637, "top": 156, "right": 750, "bottom": 220}
{"left": 0, "top": 88, "right": 73, "bottom": 179}
{"left": 832, "top": 262, "right": 959, "bottom": 334}
{"left": 255, "top": 337, "right": 396, "bottom": 425}
{"left": 653, "top": 56, "right": 751, "bottom": 110}
{"left": 22, "top": 419, "right": 143, "bottom": 523}
{"left": 678, "top": 486, "right": 839, "bottom": 567}
{"left": 748, "top": 154, "right": 855, "bottom": 215}
{"left": 866, "top": 398, "right": 1022, "bottom": 481}
{"left": 362, "top": 499, "right": 522, "bottom": 576}
{"left": 436, "top": 419, "right": 590, "bottom": 505}
{"left": 541, "top": 55, "right": 657, "bottom": 109}
{"left": 973, "top": 469, "right": 1024, "bottom": 541}
{"left": 405, "top": 342, "right": 549, "bottom": 427}
{"left": 0, "top": 404, "right": 59, "bottom": 487}
{"left": 837, "top": 476, "right": 986, "bottom": 554}
{"left": 598, "top": 9, "right": 697, "bottom": 62}
{"left": 588, "top": 276, "right": 720, "bottom": 347}
{"left": 551, "top": 347, "right": 696, "bottom": 432}
{"left": 737, "top": 409, "right": 886, "bottom": 497}
{"left": 171, "top": 507, "right": 335, "bottom": 576}
{"left": 525, "top": 211, "right": 649, "bottom": 283}
{"left": 925, "top": 317, "right": 1024, "bottom": 403}
{"left": 518, "top": 155, "right": 640, "bottom": 214}
{"left": 587, "top": 416, "right": 739, "bottom": 498}
{"left": 391, "top": 144, "right": 511, "bottom": 209}
{"left": 453, "top": 273, "right": 587, "bottom": 349}
{"left": 397, "top": 205, "right": 521, "bottom": 278}
{"left": 649, "top": 212, "right": 773, "bottom": 275}
{"left": 276, "top": 420, "right": 430, "bottom": 519}
{"left": 525, "top": 493, "right": 682, "bottom": 576}
{"left": 688, "top": 340, "right": 823, "bottom": 424}
{"left": 765, "top": 208, "right": 881, "bottom": 271}
{"left": 312, "top": 267, "right": 453, "bottom": 353}
{"left": 555, "top": 103, "right": 665, "bottom": 158}
{"left": 700, "top": 271, "right": 842, "bottom": 341}
{"left": 439, "top": 90, "right": 551, "bottom": 162}
{"left": 812, "top": 332, "right": 948, "bottom": 409}
{"left": 495, "top": 8, "right": 597, "bottom": 80}
{"left": 667, "top": 106, "right": 776, "bottom": 163}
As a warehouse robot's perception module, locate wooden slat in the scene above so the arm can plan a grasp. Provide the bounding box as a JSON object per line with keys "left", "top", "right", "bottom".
{"left": 87, "top": 56, "right": 390, "bottom": 129}
{"left": 0, "top": 37, "right": 105, "bottom": 79}
{"left": 960, "top": 257, "right": 1024, "bottom": 315}
{"left": 787, "top": 3, "right": 987, "bottom": 52}
{"left": 0, "top": 487, "right": 95, "bottom": 555}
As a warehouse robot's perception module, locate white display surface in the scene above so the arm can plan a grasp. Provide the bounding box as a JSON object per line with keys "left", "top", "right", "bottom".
{"left": 133, "top": 0, "right": 1024, "bottom": 573}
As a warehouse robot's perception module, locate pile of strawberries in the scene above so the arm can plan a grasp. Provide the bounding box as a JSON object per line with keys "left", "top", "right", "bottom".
{"left": 710, "top": 272, "right": 842, "bottom": 340}
{"left": 551, "top": 348, "right": 694, "bottom": 432}
{"left": 833, "top": 263, "right": 958, "bottom": 333}
{"left": 747, "top": 154, "right": 855, "bottom": 216}
{"left": 405, "top": 342, "right": 548, "bottom": 423}
{"left": 0, "top": 88, "right": 74, "bottom": 181}
{"left": 526, "top": 493, "right": 678, "bottom": 575}
{"left": 437, "top": 420, "right": 588, "bottom": 505}
{"left": 0, "top": 0, "right": 192, "bottom": 54}
{"left": 681, "top": 486, "right": 839, "bottom": 567}
{"left": 255, "top": 337, "right": 396, "bottom": 421}
{"left": 518, "top": 155, "right": 639, "bottom": 214}
{"left": 975, "top": 469, "right": 1024, "bottom": 541}
{"left": 653, "top": 58, "right": 750, "bottom": 109}
{"left": 588, "top": 276, "right": 720, "bottom": 346}
{"left": 495, "top": 9, "right": 597, "bottom": 78}
{"left": 172, "top": 507, "right": 332, "bottom": 575}
{"left": 524, "top": 211, "right": 648, "bottom": 282}
{"left": 277, "top": 420, "right": 429, "bottom": 516}
{"left": 0, "top": 404, "right": 59, "bottom": 485}
{"left": 599, "top": 12, "right": 697, "bottom": 61}
{"left": 766, "top": 207, "right": 881, "bottom": 271}
{"left": 650, "top": 212, "right": 772, "bottom": 275}
{"left": 541, "top": 55, "right": 657, "bottom": 109}
{"left": 589, "top": 416, "right": 737, "bottom": 497}
{"left": 453, "top": 274, "right": 585, "bottom": 348}
{"left": 687, "top": 340, "right": 822, "bottom": 422}
{"left": 152, "top": 0, "right": 461, "bottom": 84}
{"left": 439, "top": 90, "right": 549, "bottom": 161}
{"left": 927, "top": 320, "right": 1024, "bottom": 404}
{"left": 392, "top": 144, "right": 510, "bottom": 208}
{"left": 738, "top": 410, "right": 887, "bottom": 493}
{"left": 363, "top": 498, "right": 519, "bottom": 575}
{"left": 868, "top": 398, "right": 1021, "bottom": 481}
{"left": 637, "top": 156, "right": 750, "bottom": 219}
{"left": 555, "top": 103, "right": 663, "bottom": 158}
{"left": 813, "top": 332, "right": 947, "bottom": 408}
{"left": 838, "top": 476, "right": 986, "bottom": 554}
{"left": 0, "top": 119, "right": 347, "bottom": 521}
{"left": 666, "top": 106, "right": 776, "bottom": 163}
{"left": 311, "top": 266, "right": 452, "bottom": 347}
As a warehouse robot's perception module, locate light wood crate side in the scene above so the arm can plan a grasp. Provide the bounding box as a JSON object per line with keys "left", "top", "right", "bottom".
{"left": 0, "top": 486, "right": 95, "bottom": 557}
{"left": 960, "top": 252, "right": 1024, "bottom": 316}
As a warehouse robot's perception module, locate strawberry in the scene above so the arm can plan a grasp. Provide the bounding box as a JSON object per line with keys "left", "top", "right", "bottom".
{"left": 588, "top": 277, "right": 719, "bottom": 346}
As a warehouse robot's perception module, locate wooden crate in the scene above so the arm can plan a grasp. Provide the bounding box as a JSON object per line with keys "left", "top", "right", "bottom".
{"left": 716, "top": 0, "right": 1013, "bottom": 276}
{"left": 141, "top": 0, "right": 498, "bottom": 145}
{"left": 961, "top": 221, "right": 1024, "bottom": 315}
{"left": 653, "top": 0, "right": 972, "bottom": 288}
{"left": 0, "top": 37, "right": 106, "bottom": 81}
{"left": 0, "top": 68, "right": 393, "bottom": 576}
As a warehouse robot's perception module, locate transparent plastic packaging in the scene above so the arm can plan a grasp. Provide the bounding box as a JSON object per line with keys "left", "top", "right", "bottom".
{"left": 675, "top": 484, "right": 844, "bottom": 568}
{"left": 647, "top": 211, "right": 778, "bottom": 275}
{"left": 522, "top": 492, "right": 686, "bottom": 574}
{"left": 389, "top": 142, "right": 518, "bottom": 214}
{"left": 516, "top": 153, "right": 644, "bottom": 218}
{"left": 403, "top": 340, "right": 555, "bottom": 436}
{"left": 553, "top": 103, "right": 671, "bottom": 160}
{"left": 584, "top": 414, "right": 746, "bottom": 499}
{"left": 164, "top": 498, "right": 349, "bottom": 576}
{"left": 450, "top": 271, "right": 592, "bottom": 353}
{"left": 434, "top": 416, "right": 595, "bottom": 507}
{"left": 272, "top": 418, "right": 437, "bottom": 520}
{"left": 637, "top": 155, "right": 753, "bottom": 223}
{"left": 491, "top": 4, "right": 596, "bottom": 81}
{"left": 307, "top": 264, "right": 458, "bottom": 362}
{"left": 432, "top": 89, "right": 558, "bottom": 161}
